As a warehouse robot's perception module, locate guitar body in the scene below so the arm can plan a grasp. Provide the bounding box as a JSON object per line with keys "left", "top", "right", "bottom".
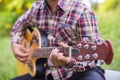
{"left": 17, "top": 29, "right": 33, "bottom": 76}
{"left": 17, "top": 28, "right": 48, "bottom": 77}
{"left": 17, "top": 60, "right": 28, "bottom": 76}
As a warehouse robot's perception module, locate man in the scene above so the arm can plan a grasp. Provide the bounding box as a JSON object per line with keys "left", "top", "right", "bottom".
{"left": 11, "top": 0, "right": 105, "bottom": 80}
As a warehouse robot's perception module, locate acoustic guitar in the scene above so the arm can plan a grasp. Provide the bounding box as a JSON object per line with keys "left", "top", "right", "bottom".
{"left": 17, "top": 28, "right": 114, "bottom": 78}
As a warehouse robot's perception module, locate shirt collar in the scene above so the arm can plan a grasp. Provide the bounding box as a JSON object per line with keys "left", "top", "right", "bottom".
{"left": 58, "top": 0, "right": 75, "bottom": 11}
{"left": 40, "top": 0, "right": 75, "bottom": 12}
{"left": 39, "top": 0, "right": 49, "bottom": 10}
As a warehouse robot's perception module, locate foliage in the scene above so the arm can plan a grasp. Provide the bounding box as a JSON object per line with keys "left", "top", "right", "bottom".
{"left": 0, "top": 37, "right": 17, "bottom": 80}
{"left": 98, "top": 0, "right": 120, "bottom": 12}
{"left": 0, "top": 0, "right": 120, "bottom": 36}
{"left": 96, "top": 7, "right": 120, "bottom": 70}
{"left": 0, "top": 0, "right": 34, "bottom": 37}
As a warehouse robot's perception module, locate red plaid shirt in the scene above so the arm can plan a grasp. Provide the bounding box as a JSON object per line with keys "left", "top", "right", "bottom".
{"left": 11, "top": 0, "right": 102, "bottom": 80}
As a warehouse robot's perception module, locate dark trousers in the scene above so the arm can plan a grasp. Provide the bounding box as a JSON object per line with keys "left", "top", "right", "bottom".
{"left": 67, "top": 66, "right": 105, "bottom": 80}
{"left": 12, "top": 66, "right": 105, "bottom": 80}
{"left": 12, "top": 73, "right": 53, "bottom": 80}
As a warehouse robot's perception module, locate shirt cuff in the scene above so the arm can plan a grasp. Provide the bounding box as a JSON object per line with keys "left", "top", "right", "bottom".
{"left": 11, "top": 40, "right": 21, "bottom": 45}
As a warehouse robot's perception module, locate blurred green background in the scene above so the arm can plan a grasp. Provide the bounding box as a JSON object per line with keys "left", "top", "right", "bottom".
{"left": 0, "top": 0, "right": 120, "bottom": 80}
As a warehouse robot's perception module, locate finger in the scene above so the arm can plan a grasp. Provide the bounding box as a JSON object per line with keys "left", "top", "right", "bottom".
{"left": 58, "top": 52, "right": 66, "bottom": 61}
{"left": 50, "top": 54, "right": 59, "bottom": 66}
{"left": 50, "top": 56, "right": 58, "bottom": 66}
{"left": 16, "top": 56, "right": 28, "bottom": 63}
{"left": 66, "top": 57, "right": 72, "bottom": 64}
{"left": 58, "top": 53, "right": 71, "bottom": 64}
{"left": 15, "top": 50, "right": 29, "bottom": 58}
{"left": 57, "top": 53, "right": 66, "bottom": 66}
{"left": 25, "top": 59, "right": 31, "bottom": 64}
{"left": 51, "top": 51, "right": 64, "bottom": 66}
{"left": 20, "top": 45, "right": 30, "bottom": 53}
{"left": 58, "top": 52, "right": 64, "bottom": 58}
{"left": 52, "top": 48, "right": 60, "bottom": 54}
{"left": 58, "top": 42, "right": 68, "bottom": 47}
{"left": 19, "top": 45, "right": 29, "bottom": 56}
{"left": 16, "top": 55, "right": 31, "bottom": 64}
{"left": 58, "top": 55, "right": 67, "bottom": 62}
{"left": 50, "top": 48, "right": 62, "bottom": 66}
{"left": 13, "top": 45, "right": 29, "bottom": 58}
{"left": 50, "top": 48, "right": 59, "bottom": 58}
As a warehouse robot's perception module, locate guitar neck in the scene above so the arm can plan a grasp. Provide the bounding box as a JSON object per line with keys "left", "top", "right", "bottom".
{"left": 32, "top": 47, "right": 71, "bottom": 59}
{"left": 31, "top": 39, "right": 113, "bottom": 65}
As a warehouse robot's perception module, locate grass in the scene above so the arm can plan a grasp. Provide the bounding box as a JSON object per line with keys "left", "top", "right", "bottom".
{"left": 0, "top": 37, "right": 17, "bottom": 80}
{"left": 0, "top": 8, "right": 120, "bottom": 80}
{"left": 97, "top": 9, "right": 120, "bottom": 71}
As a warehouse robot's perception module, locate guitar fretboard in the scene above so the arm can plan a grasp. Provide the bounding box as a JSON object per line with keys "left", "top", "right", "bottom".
{"left": 32, "top": 47, "right": 70, "bottom": 59}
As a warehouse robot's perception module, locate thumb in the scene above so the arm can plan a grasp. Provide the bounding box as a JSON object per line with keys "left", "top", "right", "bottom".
{"left": 58, "top": 52, "right": 68, "bottom": 63}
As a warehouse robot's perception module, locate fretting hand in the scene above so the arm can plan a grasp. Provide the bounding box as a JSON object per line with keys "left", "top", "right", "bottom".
{"left": 49, "top": 42, "right": 72, "bottom": 67}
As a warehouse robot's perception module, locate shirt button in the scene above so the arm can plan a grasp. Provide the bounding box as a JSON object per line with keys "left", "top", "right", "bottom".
{"left": 47, "top": 34, "right": 54, "bottom": 40}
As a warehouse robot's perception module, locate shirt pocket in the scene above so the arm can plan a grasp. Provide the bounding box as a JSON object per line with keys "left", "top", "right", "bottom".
{"left": 55, "top": 23, "right": 77, "bottom": 45}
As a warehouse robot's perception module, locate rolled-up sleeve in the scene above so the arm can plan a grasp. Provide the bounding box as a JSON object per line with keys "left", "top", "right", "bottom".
{"left": 77, "top": 7, "right": 100, "bottom": 41}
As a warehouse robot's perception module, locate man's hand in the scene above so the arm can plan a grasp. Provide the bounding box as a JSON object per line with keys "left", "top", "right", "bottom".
{"left": 49, "top": 42, "right": 72, "bottom": 67}
{"left": 11, "top": 44, "right": 30, "bottom": 64}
